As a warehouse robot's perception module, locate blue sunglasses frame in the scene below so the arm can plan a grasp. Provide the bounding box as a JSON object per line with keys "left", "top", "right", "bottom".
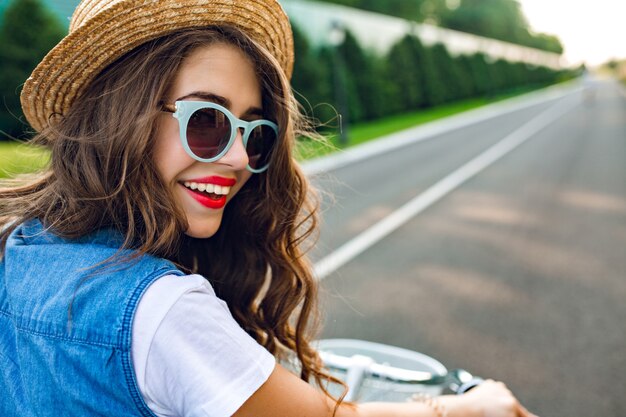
{"left": 162, "top": 100, "right": 278, "bottom": 173}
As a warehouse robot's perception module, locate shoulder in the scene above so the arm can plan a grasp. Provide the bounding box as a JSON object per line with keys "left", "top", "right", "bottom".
{"left": 132, "top": 274, "right": 276, "bottom": 417}
{"left": 2, "top": 219, "right": 184, "bottom": 344}
{"left": 132, "top": 273, "right": 224, "bottom": 372}
{"left": 133, "top": 274, "right": 213, "bottom": 352}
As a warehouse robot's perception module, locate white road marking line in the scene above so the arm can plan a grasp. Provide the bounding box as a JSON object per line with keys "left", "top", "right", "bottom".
{"left": 302, "top": 82, "right": 582, "bottom": 176}
{"left": 313, "top": 95, "right": 580, "bottom": 281}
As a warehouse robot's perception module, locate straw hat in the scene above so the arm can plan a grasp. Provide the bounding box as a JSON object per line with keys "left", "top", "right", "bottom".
{"left": 20, "top": 0, "right": 294, "bottom": 132}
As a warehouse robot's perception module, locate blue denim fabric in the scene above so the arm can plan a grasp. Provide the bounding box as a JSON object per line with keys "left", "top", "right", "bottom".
{"left": 0, "top": 219, "right": 184, "bottom": 416}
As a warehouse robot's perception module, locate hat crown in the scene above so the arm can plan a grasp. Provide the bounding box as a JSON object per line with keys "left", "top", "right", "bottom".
{"left": 70, "top": 0, "right": 126, "bottom": 32}
{"left": 22, "top": 0, "right": 294, "bottom": 132}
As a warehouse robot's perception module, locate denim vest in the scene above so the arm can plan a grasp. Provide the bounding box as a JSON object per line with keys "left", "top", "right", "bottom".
{"left": 0, "top": 219, "right": 184, "bottom": 416}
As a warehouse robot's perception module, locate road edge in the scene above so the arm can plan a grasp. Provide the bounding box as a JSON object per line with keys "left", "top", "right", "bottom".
{"left": 301, "top": 80, "right": 582, "bottom": 176}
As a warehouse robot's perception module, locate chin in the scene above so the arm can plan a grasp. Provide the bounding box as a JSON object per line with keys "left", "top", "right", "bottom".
{"left": 184, "top": 219, "right": 222, "bottom": 239}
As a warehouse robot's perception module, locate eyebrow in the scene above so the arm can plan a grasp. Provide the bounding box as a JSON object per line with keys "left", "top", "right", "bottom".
{"left": 176, "top": 91, "right": 264, "bottom": 117}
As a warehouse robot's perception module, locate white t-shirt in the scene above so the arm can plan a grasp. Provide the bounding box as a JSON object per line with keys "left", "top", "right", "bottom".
{"left": 132, "top": 274, "right": 276, "bottom": 417}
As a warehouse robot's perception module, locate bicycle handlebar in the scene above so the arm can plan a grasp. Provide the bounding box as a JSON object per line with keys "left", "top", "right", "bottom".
{"left": 320, "top": 351, "right": 443, "bottom": 385}
{"left": 318, "top": 349, "right": 483, "bottom": 402}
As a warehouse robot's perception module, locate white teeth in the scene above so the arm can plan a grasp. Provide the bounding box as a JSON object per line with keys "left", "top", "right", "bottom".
{"left": 183, "top": 182, "right": 231, "bottom": 195}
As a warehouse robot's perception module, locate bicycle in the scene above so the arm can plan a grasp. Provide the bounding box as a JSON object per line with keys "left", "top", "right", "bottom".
{"left": 315, "top": 339, "right": 484, "bottom": 402}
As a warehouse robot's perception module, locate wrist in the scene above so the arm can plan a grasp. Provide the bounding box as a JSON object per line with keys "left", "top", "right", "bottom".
{"left": 410, "top": 393, "right": 448, "bottom": 417}
{"left": 438, "top": 394, "right": 481, "bottom": 417}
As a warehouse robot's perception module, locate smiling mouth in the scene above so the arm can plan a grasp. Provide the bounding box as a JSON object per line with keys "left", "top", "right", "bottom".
{"left": 182, "top": 181, "right": 231, "bottom": 200}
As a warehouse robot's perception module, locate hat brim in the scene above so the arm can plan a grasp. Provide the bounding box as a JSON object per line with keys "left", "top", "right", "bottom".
{"left": 21, "top": 0, "right": 293, "bottom": 132}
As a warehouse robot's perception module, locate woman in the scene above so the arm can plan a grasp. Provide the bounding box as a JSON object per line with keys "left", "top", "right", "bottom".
{"left": 0, "top": 0, "right": 537, "bottom": 416}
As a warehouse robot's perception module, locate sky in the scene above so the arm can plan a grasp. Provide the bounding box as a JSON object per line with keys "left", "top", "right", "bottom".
{"left": 518, "top": 0, "right": 626, "bottom": 66}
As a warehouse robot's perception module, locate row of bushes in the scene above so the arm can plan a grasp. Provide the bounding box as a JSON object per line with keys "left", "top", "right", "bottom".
{"left": 291, "top": 26, "right": 579, "bottom": 133}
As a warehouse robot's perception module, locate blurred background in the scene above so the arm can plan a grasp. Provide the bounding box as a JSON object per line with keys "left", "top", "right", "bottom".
{"left": 1, "top": 1, "right": 625, "bottom": 416}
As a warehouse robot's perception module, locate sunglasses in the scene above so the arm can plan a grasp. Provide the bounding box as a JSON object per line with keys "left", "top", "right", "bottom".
{"left": 161, "top": 100, "right": 278, "bottom": 173}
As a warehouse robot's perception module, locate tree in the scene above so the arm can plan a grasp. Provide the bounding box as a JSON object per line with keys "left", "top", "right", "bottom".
{"left": 365, "top": 57, "right": 397, "bottom": 119}
{"left": 314, "top": 0, "right": 447, "bottom": 22}
{"left": 334, "top": 31, "right": 364, "bottom": 122}
{"left": 316, "top": 0, "right": 564, "bottom": 54}
{"left": 439, "top": 0, "right": 529, "bottom": 44}
{"left": 0, "top": 0, "right": 65, "bottom": 139}
{"left": 438, "top": 0, "right": 563, "bottom": 54}
{"left": 338, "top": 30, "right": 393, "bottom": 121}
{"left": 419, "top": 44, "right": 448, "bottom": 106}
{"left": 428, "top": 43, "right": 470, "bottom": 102}
{"left": 291, "top": 25, "right": 333, "bottom": 124}
{"left": 530, "top": 33, "right": 564, "bottom": 54}
{"left": 386, "top": 35, "right": 426, "bottom": 111}
{"left": 463, "top": 53, "right": 493, "bottom": 97}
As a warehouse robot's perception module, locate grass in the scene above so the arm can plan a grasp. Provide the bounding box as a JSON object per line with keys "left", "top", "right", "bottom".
{"left": 295, "top": 87, "right": 544, "bottom": 161}
{"left": 0, "top": 141, "right": 50, "bottom": 179}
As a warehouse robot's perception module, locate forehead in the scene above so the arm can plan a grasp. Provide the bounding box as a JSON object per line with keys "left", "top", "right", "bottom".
{"left": 169, "top": 42, "right": 262, "bottom": 109}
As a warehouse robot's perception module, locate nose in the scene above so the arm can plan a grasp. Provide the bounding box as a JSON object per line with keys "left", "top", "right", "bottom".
{"left": 218, "top": 128, "right": 249, "bottom": 170}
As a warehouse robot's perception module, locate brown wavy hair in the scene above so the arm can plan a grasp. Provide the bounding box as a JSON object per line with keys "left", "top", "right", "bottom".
{"left": 0, "top": 26, "right": 345, "bottom": 405}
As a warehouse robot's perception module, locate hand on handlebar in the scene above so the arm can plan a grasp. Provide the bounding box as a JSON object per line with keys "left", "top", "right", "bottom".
{"left": 456, "top": 379, "right": 539, "bottom": 417}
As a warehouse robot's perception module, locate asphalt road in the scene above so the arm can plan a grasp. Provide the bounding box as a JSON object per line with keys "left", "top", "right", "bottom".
{"left": 305, "top": 79, "right": 626, "bottom": 417}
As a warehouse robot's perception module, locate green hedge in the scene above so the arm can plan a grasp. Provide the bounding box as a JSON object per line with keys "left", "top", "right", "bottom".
{"left": 291, "top": 26, "right": 578, "bottom": 140}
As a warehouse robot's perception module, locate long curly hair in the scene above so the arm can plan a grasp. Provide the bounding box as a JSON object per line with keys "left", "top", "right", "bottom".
{"left": 0, "top": 26, "right": 344, "bottom": 403}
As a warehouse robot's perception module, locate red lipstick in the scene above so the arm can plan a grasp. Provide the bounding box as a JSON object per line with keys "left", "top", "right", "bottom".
{"left": 180, "top": 176, "right": 236, "bottom": 210}
{"left": 183, "top": 187, "right": 227, "bottom": 209}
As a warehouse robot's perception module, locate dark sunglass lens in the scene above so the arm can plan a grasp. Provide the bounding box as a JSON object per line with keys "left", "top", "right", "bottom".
{"left": 186, "top": 107, "right": 231, "bottom": 159}
{"left": 246, "top": 124, "right": 277, "bottom": 169}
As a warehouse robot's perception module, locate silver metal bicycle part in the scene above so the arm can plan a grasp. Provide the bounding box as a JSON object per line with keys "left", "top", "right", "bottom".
{"left": 316, "top": 339, "right": 483, "bottom": 402}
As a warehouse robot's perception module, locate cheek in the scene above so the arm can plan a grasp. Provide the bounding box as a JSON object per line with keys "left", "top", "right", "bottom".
{"left": 238, "top": 171, "right": 253, "bottom": 193}
{"left": 228, "top": 170, "right": 253, "bottom": 203}
{"left": 153, "top": 118, "right": 189, "bottom": 182}
{"left": 241, "top": 171, "right": 253, "bottom": 187}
